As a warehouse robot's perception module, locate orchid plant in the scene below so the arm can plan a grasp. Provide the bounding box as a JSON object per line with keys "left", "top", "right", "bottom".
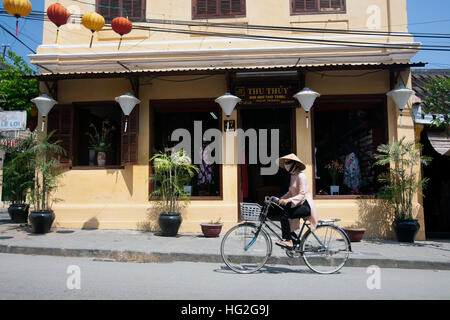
{"left": 85, "top": 119, "right": 116, "bottom": 152}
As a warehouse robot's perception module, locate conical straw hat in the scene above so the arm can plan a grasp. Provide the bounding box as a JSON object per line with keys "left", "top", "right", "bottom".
{"left": 277, "top": 153, "right": 306, "bottom": 171}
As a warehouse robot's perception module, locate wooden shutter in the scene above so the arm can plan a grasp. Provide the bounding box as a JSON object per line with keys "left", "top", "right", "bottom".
{"left": 194, "top": 0, "right": 245, "bottom": 18}
{"left": 194, "top": 0, "right": 217, "bottom": 16}
{"left": 123, "top": 0, "right": 145, "bottom": 20}
{"left": 320, "top": 0, "right": 344, "bottom": 11}
{"left": 47, "top": 104, "right": 74, "bottom": 166}
{"left": 220, "top": 0, "right": 245, "bottom": 15}
{"left": 292, "top": 0, "right": 344, "bottom": 13}
{"left": 292, "top": 0, "right": 317, "bottom": 12}
{"left": 97, "top": 0, "right": 145, "bottom": 20}
{"left": 121, "top": 105, "right": 139, "bottom": 165}
{"left": 98, "top": 0, "right": 111, "bottom": 17}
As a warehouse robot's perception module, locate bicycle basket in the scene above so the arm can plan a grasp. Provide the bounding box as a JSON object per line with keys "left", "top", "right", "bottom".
{"left": 240, "top": 202, "right": 262, "bottom": 221}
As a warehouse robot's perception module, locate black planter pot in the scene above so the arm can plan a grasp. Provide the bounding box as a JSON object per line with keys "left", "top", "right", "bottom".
{"left": 393, "top": 219, "right": 420, "bottom": 243}
{"left": 158, "top": 213, "right": 182, "bottom": 237}
{"left": 8, "top": 204, "right": 29, "bottom": 223}
{"left": 29, "top": 210, "right": 55, "bottom": 234}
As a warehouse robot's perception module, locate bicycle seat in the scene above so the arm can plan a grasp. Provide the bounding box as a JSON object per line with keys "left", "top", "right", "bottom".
{"left": 318, "top": 219, "right": 341, "bottom": 224}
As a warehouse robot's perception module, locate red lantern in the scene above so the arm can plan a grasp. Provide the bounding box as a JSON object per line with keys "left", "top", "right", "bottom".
{"left": 47, "top": 3, "right": 71, "bottom": 43}
{"left": 111, "top": 17, "right": 132, "bottom": 50}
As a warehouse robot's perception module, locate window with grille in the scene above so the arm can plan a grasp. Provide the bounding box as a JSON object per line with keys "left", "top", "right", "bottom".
{"left": 97, "top": 0, "right": 146, "bottom": 22}
{"left": 291, "top": 0, "right": 345, "bottom": 14}
{"left": 192, "top": 0, "right": 246, "bottom": 19}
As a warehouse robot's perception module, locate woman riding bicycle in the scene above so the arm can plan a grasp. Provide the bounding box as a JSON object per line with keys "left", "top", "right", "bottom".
{"left": 275, "top": 154, "right": 318, "bottom": 249}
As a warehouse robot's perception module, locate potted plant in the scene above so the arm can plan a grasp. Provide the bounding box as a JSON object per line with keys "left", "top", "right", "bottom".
{"left": 0, "top": 133, "right": 35, "bottom": 223}
{"left": 200, "top": 218, "right": 223, "bottom": 238}
{"left": 28, "top": 130, "right": 65, "bottom": 234}
{"left": 85, "top": 119, "right": 116, "bottom": 166}
{"left": 374, "top": 137, "right": 432, "bottom": 243}
{"left": 150, "top": 150, "right": 199, "bottom": 237}
{"left": 325, "top": 160, "right": 344, "bottom": 195}
{"left": 342, "top": 226, "right": 366, "bottom": 242}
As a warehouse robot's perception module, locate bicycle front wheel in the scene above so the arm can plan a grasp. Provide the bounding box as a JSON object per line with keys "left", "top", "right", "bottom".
{"left": 221, "top": 223, "right": 271, "bottom": 274}
{"left": 301, "top": 224, "right": 350, "bottom": 274}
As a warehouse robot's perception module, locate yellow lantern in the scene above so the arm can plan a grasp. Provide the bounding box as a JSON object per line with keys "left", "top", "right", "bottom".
{"left": 81, "top": 12, "right": 105, "bottom": 48}
{"left": 3, "top": 0, "right": 32, "bottom": 35}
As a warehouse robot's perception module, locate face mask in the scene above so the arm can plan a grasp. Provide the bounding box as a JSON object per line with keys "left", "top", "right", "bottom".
{"left": 284, "top": 162, "right": 295, "bottom": 174}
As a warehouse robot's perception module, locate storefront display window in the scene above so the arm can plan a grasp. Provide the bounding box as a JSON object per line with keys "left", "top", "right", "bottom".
{"left": 151, "top": 100, "right": 222, "bottom": 198}
{"left": 313, "top": 96, "right": 387, "bottom": 197}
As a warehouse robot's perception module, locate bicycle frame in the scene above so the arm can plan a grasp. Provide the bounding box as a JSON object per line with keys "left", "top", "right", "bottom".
{"left": 247, "top": 198, "right": 329, "bottom": 252}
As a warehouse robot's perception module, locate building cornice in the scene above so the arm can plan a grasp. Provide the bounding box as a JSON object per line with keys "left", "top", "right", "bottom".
{"left": 29, "top": 42, "right": 421, "bottom": 74}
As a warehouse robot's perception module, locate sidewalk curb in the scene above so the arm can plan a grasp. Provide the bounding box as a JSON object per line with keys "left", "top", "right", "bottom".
{"left": 1, "top": 244, "right": 450, "bottom": 270}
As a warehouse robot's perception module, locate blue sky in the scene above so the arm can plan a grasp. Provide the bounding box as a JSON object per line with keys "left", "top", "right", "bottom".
{"left": 0, "top": 0, "right": 449, "bottom": 71}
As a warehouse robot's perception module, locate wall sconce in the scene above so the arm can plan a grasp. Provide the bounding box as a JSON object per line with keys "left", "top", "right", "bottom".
{"left": 215, "top": 93, "right": 241, "bottom": 117}
{"left": 293, "top": 88, "right": 320, "bottom": 128}
{"left": 30, "top": 94, "right": 57, "bottom": 131}
{"left": 386, "top": 85, "right": 415, "bottom": 126}
{"left": 115, "top": 93, "right": 140, "bottom": 133}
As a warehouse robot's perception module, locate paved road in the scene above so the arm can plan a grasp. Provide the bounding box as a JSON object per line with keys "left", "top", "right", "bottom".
{"left": 0, "top": 253, "right": 449, "bottom": 300}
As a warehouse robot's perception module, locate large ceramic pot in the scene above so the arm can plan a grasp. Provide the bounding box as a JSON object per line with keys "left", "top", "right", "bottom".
{"left": 29, "top": 210, "right": 55, "bottom": 234}
{"left": 200, "top": 223, "right": 223, "bottom": 238}
{"left": 158, "top": 213, "right": 182, "bottom": 237}
{"left": 8, "top": 204, "right": 29, "bottom": 223}
{"left": 393, "top": 219, "right": 420, "bottom": 243}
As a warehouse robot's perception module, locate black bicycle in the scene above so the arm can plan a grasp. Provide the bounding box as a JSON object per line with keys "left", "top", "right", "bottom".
{"left": 221, "top": 196, "right": 352, "bottom": 274}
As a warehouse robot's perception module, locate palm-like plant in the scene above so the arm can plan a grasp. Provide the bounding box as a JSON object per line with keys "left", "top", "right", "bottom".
{"left": 28, "top": 130, "right": 66, "bottom": 212}
{"left": 374, "top": 137, "right": 432, "bottom": 220}
{"left": 150, "top": 150, "right": 199, "bottom": 214}
{"left": 0, "top": 133, "right": 35, "bottom": 205}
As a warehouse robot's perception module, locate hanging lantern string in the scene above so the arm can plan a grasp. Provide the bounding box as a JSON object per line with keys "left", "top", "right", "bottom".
{"left": 3, "top": 0, "right": 32, "bottom": 35}
{"left": 89, "top": 31, "right": 94, "bottom": 48}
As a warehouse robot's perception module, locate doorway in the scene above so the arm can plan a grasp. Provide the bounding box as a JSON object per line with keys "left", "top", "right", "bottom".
{"left": 421, "top": 129, "right": 450, "bottom": 239}
{"left": 238, "top": 107, "right": 295, "bottom": 218}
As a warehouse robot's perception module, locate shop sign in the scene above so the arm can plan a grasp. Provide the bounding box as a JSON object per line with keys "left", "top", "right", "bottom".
{"left": 0, "top": 111, "right": 27, "bottom": 131}
{"left": 233, "top": 83, "right": 299, "bottom": 107}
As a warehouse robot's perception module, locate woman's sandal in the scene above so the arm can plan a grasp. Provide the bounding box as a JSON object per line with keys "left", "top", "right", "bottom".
{"left": 275, "top": 241, "right": 294, "bottom": 250}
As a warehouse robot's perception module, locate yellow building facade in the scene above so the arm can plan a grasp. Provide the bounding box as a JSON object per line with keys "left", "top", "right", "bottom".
{"left": 29, "top": 0, "right": 425, "bottom": 239}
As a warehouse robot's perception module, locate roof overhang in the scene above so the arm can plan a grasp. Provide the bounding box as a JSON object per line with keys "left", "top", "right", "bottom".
{"left": 24, "top": 62, "right": 426, "bottom": 81}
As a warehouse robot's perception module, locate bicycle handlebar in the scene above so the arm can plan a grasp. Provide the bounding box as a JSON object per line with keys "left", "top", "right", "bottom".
{"left": 264, "top": 196, "right": 280, "bottom": 204}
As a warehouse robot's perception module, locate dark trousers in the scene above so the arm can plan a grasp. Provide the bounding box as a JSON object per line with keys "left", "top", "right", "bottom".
{"left": 280, "top": 201, "right": 311, "bottom": 241}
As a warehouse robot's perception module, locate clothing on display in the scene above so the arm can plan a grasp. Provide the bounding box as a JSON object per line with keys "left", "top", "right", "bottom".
{"left": 198, "top": 143, "right": 215, "bottom": 185}
{"left": 343, "top": 152, "right": 362, "bottom": 192}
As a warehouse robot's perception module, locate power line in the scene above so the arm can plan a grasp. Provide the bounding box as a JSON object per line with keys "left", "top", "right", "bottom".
{"left": 3, "top": 9, "right": 450, "bottom": 39}
{"left": 2, "top": 9, "right": 450, "bottom": 59}
{"left": 133, "top": 25, "right": 450, "bottom": 52}
{"left": 0, "top": 23, "right": 36, "bottom": 54}
{"left": 2, "top": 13, "right": 450, "bottom": 52}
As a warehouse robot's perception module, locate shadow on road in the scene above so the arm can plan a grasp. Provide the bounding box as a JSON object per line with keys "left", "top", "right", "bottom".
{"left": 213, "top": 264, "right": 315, "bottom": 275}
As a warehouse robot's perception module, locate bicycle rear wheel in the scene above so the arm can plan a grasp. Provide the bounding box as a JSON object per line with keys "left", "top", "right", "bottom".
{"left": 221, "top": 223, "right": 271, "bottom": 274}
{"left": 301, "top": 224, "right": 350, "bottom": 274}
